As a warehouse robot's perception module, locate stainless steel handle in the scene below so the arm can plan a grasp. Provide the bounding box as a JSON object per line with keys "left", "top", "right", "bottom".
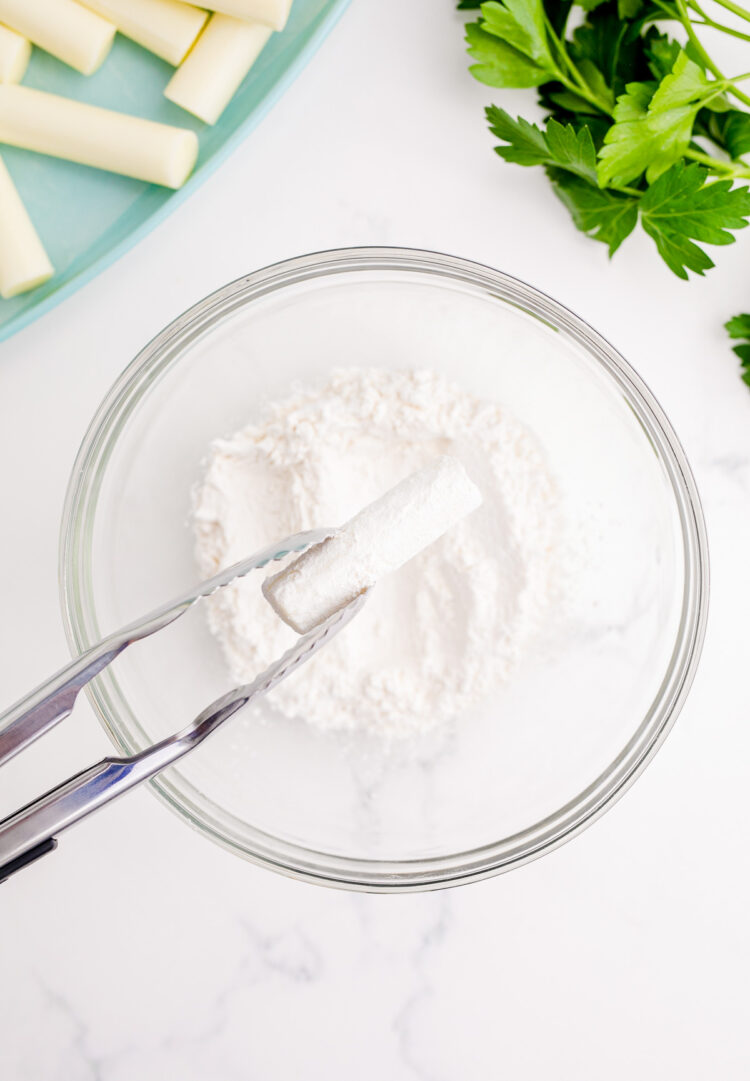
{"left": 0, "top": 639, "right": 127, "bottom": 769}
{"left": 0, "top": 530, "right": 330, "bottom": 769}
{"left": 0, "top": 742, "right": 183, "bottom": 878}
{"left": 0, "top": 589, "right": 364, "bottom": 883}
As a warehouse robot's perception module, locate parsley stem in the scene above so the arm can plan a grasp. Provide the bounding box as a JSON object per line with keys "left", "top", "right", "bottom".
{"left": 685, "top": 147, "right": 750, "bottom": 175}
{"left": 709, "top": 0, "right": 750, "bottom": 26}
{"left": 674, "top": 0, "right": 750, "bottom": 105}
{"left": 542, "top": 16, "right": 614, "bottom": 114}
{"left": 544, "top": 23, "right": 592, "bottom": 95}
{"left": 687, "top": 0, "right": 750, "bottom": 39}
{"left": 652, "top": 0, "right": 682, "bottom": 18}
{"left": 555, "top": 65, "right": 613, "bottom": 114}
{"left": 690, "top": 15, "right": 750, "bottom": 42}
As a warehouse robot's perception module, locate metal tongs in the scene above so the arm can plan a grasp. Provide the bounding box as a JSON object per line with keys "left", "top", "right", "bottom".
{"left": 0, "top": 530, "right": 364, "bottom": 883}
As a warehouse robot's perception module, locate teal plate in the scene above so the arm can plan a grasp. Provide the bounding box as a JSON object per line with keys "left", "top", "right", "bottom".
{"left": 0, "top": 0, "right": 350, "bottom": 343}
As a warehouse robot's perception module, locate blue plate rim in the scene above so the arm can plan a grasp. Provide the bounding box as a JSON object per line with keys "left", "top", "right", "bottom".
{"left": 0, "top": 0, "right": 352, "bottom": 346}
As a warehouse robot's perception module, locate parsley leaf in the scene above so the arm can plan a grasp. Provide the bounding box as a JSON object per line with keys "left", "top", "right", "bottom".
{"left": 578, "top": 0, "right": 645, "bottom": 14}
{"left": 549, "top": 170, "right": 639, "bottom": 252}
{"left": 644, "top": 30, "right": 681, "bottom": 81}
{"left": 708, "top": 109, "right": 750, "bottom": 159}
{"left": 618, "top": 0, "right": 643, "bottom": 16}
{"left": 725, "top": 313, "right": 750, "bottom": 386}
{"left": 649, "top": 50, "right": 716, "bottom": 111}
{"left": 571, "top": 5, "right": 650, "bottom": 96}
{"left": 486, "top": 107, "right": 599, "bottom": 182}
{"left": 597, "top": 81, "right": 658, "bottom": 184}
{"left": 486, "top": 107, "right": 550, "bottom": 162}
{"left": 726, "top": 313, "right": 750, "bottom": 338}
{"left": 466, "top": 0, "right": 563, "bottom": 87}
{"left": 466, "top": 22, "right": 554, "bottom": 87}
{"left": 598, "top": 52, "right": 724, "bottom": 186}
{"left": 480, "top": 0, "right": 553, "bottom": 67}
{"left": 577, "top": 58, "right": 615, "bottom": 109}
{"left": 640, "top": 162, "right": 750, "bottom": 278}
{"left": 545, "top": 118, "right": 599, "bottom": 181}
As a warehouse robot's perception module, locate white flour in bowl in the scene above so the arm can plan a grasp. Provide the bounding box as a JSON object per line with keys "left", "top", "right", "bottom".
{"left": 192, "top": 368, "right": 560, "bottom": 739}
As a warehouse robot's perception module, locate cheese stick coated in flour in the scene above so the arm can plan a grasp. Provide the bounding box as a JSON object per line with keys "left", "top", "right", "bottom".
{"left": 0, "top": 0, "right": 115, "bottom": 76}
{"left": 79, "top": 0, "right": 207, "bottom": 66}
{"left": 0, "top": 24, "right": 30, "bottom": 84}
{"left": 0, "top": 155, "right": 53, "bottom": 299}
{"left": 0, "top": 85, "right": 199, "bottom": 188}
{"left": 174, "top": 0, "right": 292, "bottom": 31}
{"left": 165, "top": 14, "right": 272, "bottom": 124}
{"left": 263, "top": 456, "right": 483, "bottom": 634}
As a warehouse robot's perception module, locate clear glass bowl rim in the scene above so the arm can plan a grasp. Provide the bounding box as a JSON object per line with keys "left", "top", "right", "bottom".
{"left": 59, "top": 246, "right": 709, "bottom": 893}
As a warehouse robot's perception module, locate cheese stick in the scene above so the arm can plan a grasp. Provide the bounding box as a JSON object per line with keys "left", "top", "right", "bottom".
{"left": 0, "top": 24, "right": 30, "bottom": 84}
{"left": 0, "top": 85, "right": 199, "bottom": 188}
{"left": 174, "top": 0, "right": 291, "bottom": 31}
{"left": 0, "top": 0, "right": 115, "bottom": 76}
{"left": 165, "top": 14, "right": 271, "bottom": 124}
{"left": 0, "top": 155, "right": 53, "bottom": 299}
{"left": 79, "top": 0, "right": 207, "bottom": 66}
{"left": 263, "top": 456, "right": 483, "bottom": 634}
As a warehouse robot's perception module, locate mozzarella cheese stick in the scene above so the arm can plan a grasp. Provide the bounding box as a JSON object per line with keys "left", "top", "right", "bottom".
{"left": 0, "top": 85, "right": 198, "bottom": 188}
{"left": 79, "top": 0, "right": 207, "bottom": 66}
{"left": 174, "top": 0, "right": 291, "bottom": 31}
{"left": 0, "top": 24, "right": 30, "bottom": 83}
{"left": 0, "top": 0, "right": 115, "bottom": 76}
{"left": 0, "top": 155, "right": 53, "bottom": 299}
{"left": 165, "top": 14, "right": 271, "bottom": 124}
{"left": 263, "top": 456, "right": 483, "bottom": 634}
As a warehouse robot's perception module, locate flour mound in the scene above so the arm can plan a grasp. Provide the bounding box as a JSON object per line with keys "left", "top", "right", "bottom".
{"left": 192, "top": 368, "right": 559, "bottom": 739}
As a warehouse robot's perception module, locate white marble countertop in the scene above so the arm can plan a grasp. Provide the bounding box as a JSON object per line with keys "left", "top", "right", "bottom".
{"left": 2, "top": 1, "right": 750, "bottom": 1076}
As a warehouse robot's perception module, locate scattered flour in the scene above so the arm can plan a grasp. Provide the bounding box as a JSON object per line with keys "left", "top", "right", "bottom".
{"left": 192, "top": 368, "right": 560, "bottom": 739}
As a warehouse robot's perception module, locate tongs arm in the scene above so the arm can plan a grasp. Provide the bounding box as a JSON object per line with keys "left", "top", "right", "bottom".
{"left": 0, "top": 530, "right": 330, "bottom": 769}
{"left": 0, "top": 591, "right": 364, "bottom": 882}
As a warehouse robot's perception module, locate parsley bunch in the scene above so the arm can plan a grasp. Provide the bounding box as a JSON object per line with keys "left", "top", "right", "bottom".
{"left": 460, "top": 0, "right": 750, "bottom": 278}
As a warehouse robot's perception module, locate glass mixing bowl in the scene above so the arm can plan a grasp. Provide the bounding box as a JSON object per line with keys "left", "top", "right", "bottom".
{"left": 60, "top": 247, "right": 708, "bottom": 891}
